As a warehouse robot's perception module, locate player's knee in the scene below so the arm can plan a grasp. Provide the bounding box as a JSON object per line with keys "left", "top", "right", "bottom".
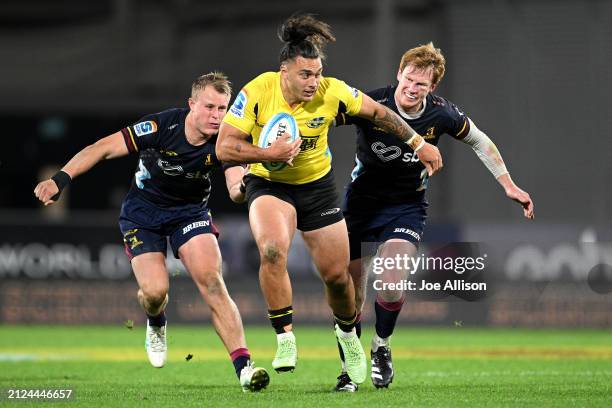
{"left": 377, "top": 289, "right": 404, "bottom": 303}
{"left": 138, "top": 288, "right": 168, "bottom": 314}
{"left": 260, "top": 241, "right": 287, "bottom": 266}
{"left": 322, "top": 267, "right": 349, "bottom": 290}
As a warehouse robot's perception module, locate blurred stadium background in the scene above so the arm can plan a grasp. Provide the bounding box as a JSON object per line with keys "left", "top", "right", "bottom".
{"left": 1, "top": 0, "right": 611, "bottom": 328}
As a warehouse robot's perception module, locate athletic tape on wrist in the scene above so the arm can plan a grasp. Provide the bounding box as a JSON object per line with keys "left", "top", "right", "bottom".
{"left": 50, "top": 170, "right": 71, "bottom": 201}
{"left": 406, "top": 134, "right": 424, "bottom": 151}
{"left": 414, "top": 139, "right": 426, "bottom": 152}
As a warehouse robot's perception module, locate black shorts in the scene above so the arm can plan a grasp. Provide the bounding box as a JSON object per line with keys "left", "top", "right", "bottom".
{"left": 244, "top": 169, "right": 343, "bottom": 232}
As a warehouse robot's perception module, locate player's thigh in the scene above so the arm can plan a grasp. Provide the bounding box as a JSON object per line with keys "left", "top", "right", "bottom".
{"left": 301, "top": 219, "right": 350, "bottom": 280}
{"left": 131, "top": 252, "right": 169, "bottom": 298}
{"left": 249, "top": 195, "right": 297, "bottom": 261}
{"left": 177, "top": 233, "right": 224, "bottom": 289}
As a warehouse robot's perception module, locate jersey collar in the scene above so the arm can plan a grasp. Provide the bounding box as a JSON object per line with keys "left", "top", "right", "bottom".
{"left": 395, "top": 91, "right": 427, "bottom": 120}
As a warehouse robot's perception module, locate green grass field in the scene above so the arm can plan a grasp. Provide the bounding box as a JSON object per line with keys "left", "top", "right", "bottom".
{"left": 0, "top": 325, "right": 611, "bottom": 407}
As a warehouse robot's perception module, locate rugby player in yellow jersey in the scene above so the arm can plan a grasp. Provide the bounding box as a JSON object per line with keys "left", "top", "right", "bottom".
{"left": 216, "top": 13, "right": 442, "bottom": 385}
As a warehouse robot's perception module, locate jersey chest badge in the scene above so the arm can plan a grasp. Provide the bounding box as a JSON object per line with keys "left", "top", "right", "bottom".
{"left": 424, "top": 126, "right": 436, "bottom": 140}
{"left": 306, "top": 117, "right": 326, "bottom": 129}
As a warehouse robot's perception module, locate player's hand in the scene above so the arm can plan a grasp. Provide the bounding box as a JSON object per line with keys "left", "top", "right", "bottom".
{"left": 265, "top": 133, "right": 302, "bottom": 166}
{"left": 34, "top": 179, "right": 59, "bottom": 206}
{"left": 416, "top": 142, "right": 443, "bottom": 176}
{"left": 505, "top": 185, "right": 534, "bottom": 219}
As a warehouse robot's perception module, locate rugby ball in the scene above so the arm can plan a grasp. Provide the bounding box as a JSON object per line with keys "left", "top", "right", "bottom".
{"left": 258, "top": 112, "right": 299, "bottom": 171}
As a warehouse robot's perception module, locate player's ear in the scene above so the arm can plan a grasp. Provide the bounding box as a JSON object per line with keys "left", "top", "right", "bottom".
{"left": 430, "top": 83, "right": 437, "bottom": 92}
{"left": 396, "top": 68, "right": 402, "bottom": 82}
{"left": 188, "top": 97, "right": 195, "bottom": 110}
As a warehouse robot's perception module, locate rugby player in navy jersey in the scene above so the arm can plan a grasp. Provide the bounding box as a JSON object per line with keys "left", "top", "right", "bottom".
{"left": 333, "top": 43, "right": 534, "bottom": 391}
{"left": 34, "top": 72, "right": 270, "bottom": 392}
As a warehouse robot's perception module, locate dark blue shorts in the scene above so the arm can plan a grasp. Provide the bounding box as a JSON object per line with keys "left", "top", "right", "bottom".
{"left": 344, "top": 201, "right": 428, "bottom": 261}
{"left": 119, "top": 194, "right": 219, "bottom": 260}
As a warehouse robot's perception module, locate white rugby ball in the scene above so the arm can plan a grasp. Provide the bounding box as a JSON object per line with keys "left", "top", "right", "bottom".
{"left": 258, "top": 112, "right": 299, "bottom": 171}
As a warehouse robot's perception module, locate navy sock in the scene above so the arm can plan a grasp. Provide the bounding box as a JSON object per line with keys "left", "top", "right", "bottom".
{"left": 147, "top": 310, "right": 166, "bottom": 327}
{"left": 231, "top": 348, "right": 251, "bottom": 378}
{"left": 374, "top": 297, "right": 404, "bottom": 338}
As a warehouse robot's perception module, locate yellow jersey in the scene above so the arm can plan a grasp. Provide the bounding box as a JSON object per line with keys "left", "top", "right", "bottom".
{"left": 223, "top": 71, "right": 363, "bottom": 184}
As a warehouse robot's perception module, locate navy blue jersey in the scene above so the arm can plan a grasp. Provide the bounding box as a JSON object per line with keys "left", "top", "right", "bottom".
{"left": 121, "top": 108, "right": 225, "bottom": 207}
{"left": 338, "top": 86, "right": 470, "bottom": 209}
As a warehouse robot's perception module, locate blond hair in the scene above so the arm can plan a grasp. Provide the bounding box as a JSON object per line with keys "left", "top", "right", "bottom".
{"left": 399, "top": 42, "right": 446, "bottom": 86}
{"left": 191, "top": 71, "right": 232, "bottom": 98}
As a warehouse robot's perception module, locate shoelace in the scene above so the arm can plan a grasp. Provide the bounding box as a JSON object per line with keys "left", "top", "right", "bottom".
{"left": 277, "top": 337, "right": 295, "bottom": 355}
{"left": 241, "top": 362, "right": 254, "bottom": 377}
{"left": 342, "top": 336, "right": 362, "bottom": 364}
{"left": 148, "top": 327, "right": 166, "bottom": 352}
{"left": 372, "top": 348, "right": 390, "bottom": 367}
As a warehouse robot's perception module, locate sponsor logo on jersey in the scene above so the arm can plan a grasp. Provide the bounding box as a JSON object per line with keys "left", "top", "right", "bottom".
{"left": 229, "top": 90, "right": 247, "bottom": 118}
{"left": 346, "top": 84, "right": 359, "bottom": 98}
{"left": 183, "top": 220, "right": 210, "bottom": 235}
{"left": 321, "top": 207, "right": 340, "bottom": 217}
{"left": 133, "top": 120, "right": 158, "bottom": 137}
{"left": 160, "top": 149, "right": 178, "bottom": 156}
{"left": 167, "top": 124, "right": 179, "bottom": 130}
{"left": 402, "top": 151, "right": 420, "bottom": 163}
{"left": 157, "top": 159, "right": 184, "bottom": 176}
{"left": 371, "top": 141, "right": 402, "bottom": 162}
{"left": 306, "top": 117, "right": 326, "bottom": 129}
{"left": 425, "top": 126, "right": 436, "bottom": 140}
{"left": 300, "top": 135, "right": 319, "bottom": 152}
{"left": 393, "top": 227, "right": 421, "bottom": 241}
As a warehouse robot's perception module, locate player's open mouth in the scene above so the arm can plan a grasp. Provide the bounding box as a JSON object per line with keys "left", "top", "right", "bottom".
{"left": 403, "top": 92, "right": 417, "bottom": 100}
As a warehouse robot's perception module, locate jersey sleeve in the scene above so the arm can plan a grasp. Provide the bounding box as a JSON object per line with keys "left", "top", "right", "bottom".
{"left": 328, "top": 78, "right": 363, "bottom": 117}
{"left": 443, "top": 99, "right": 471, "bottom": 140}
{"left": 121, "top": 113, "right": 161, "bottom": 153}
{"left": 222, "top": 77, "right": 263, "bottom": 135}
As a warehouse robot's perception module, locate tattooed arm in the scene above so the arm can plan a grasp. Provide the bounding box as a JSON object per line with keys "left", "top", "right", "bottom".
{"left": 356, "top": 93, "right": 443, "bottom": 176}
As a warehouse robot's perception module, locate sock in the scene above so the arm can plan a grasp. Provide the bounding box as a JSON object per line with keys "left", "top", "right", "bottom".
{"left": 374, "top": 294, "right": 405, "bottom": 339}
{"left": 147, "top": 310, "right": 166, "bottom": 327}
{"left": 230, "top": 348, "right": 251, "bottom": 378}
{"left": 372, "top": 333, "right": 390, "bottom": 351}
{"left": 334, "top": 311, "right": 358, "bottom": 333}
{"left": 337, "top": 313, "right": 361, "bottom": 372}
{"left": 268, "top": 306, "right": 293, "bottom": 334}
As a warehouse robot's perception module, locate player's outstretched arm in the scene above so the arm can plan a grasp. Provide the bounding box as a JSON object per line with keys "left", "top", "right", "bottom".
{"left": 33, "top": 131, "right": 129, "bottom": 206}
{"left": 459, "top": 120, "right": 534, "bottom": 219}
{"left": 216, "top": 122, "right": 301, "bottom": 164}
{"left": 497, "top": 174, "right": 534, "bottom": 219}
{"left": 356, "top": 94, "right": 443, "bottom": 176}
{"left": 224, "top": 165, "right": 248, "bottom": 203}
